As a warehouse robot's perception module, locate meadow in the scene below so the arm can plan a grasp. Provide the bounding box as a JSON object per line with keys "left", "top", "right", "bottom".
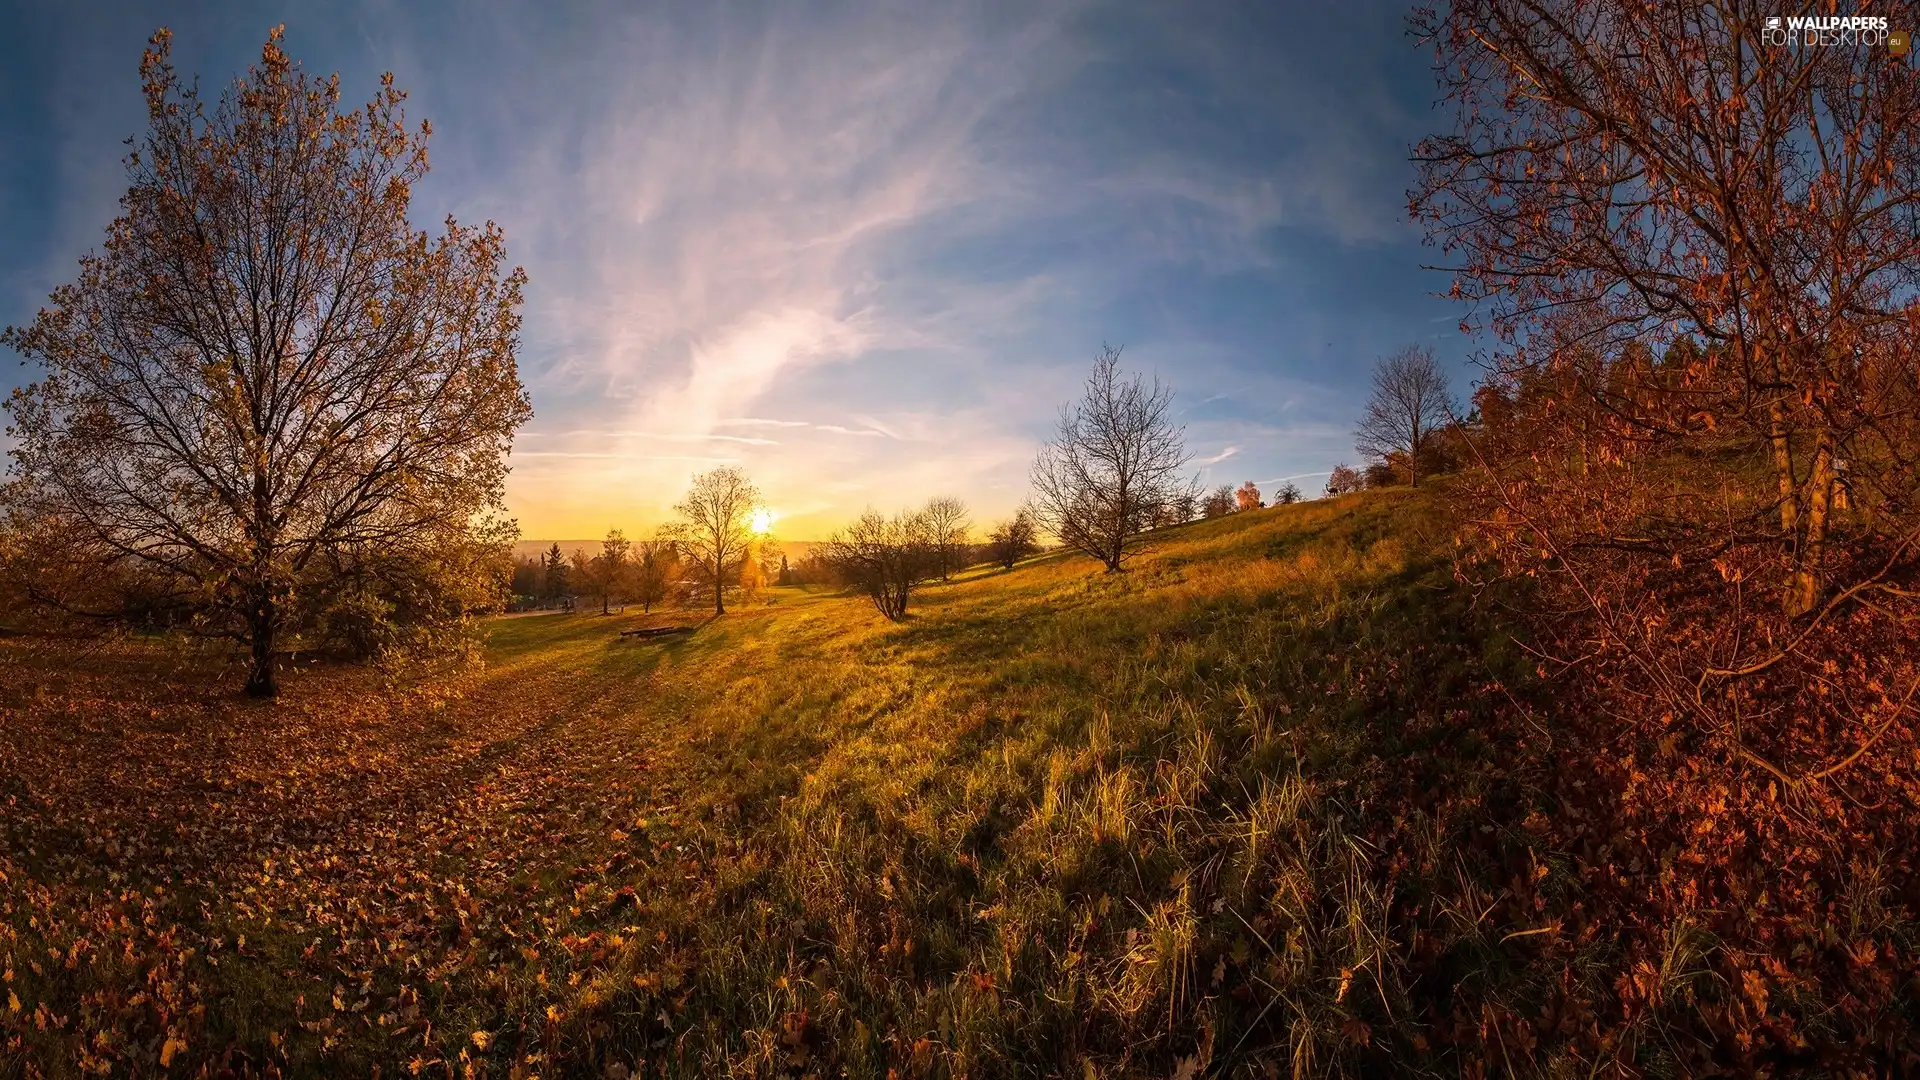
{"left": 1, "top": 490, "right": 1910, "bottom": 1077}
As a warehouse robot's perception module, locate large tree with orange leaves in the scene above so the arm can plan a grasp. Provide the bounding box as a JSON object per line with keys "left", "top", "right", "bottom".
{"left": 0, "top": 29, "right": 531, "bottom": 697}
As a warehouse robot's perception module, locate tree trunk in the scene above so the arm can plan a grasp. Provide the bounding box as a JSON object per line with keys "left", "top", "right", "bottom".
{"left": 1784, "top": 432, "right": 1836, "bottom": 618}
{"left": 1768, "top": 398, "right": 1799, "bottom": 536}
{"left": 244, "top": 590, "right": 278, "bottom": 698}
{"left": 714, "top": 555, "right": 726, "bottom": 615}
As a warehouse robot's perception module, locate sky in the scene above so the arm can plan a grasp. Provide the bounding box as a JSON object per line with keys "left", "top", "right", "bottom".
{"left": 0, "top": 0, "right": 1479, "bottom": 541}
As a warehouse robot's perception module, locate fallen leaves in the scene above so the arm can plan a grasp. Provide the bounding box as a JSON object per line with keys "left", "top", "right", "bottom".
{"left": 0, "top": 637, "right": 685, "bottom": 1074}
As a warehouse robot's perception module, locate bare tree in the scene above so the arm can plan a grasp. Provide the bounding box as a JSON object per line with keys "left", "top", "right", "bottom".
{"left": 630, "top": 537, "right": 677, "bottom": 614}
{"left": 1353, "top": 345, "right": 1454, "bottom": 489}
{"left": 922, "top": 496, "right": 972, "bottom": 581}
{"left": 0, "top": 29, "right": 530, "bottom": 696}
{"left": 594, "top": 529, "right": 631, "bottom": 615}
{"left": 1030, "top": 345, "right": 1195, "bottom": 572}
{"left": 986, "top": 508, "right": 1040, "bottom": 570}
{"left": 672, "top": 467, "right": 760, "bottom": 616}
{"left": 1202, "top": 485, "right": 1236, "bottom": 518}
{"left": 568, "top": 549, "right": 593, "bottom": 611}
{"left": 822, "top": 508, "right": 936, "bottom": 620}
{"left": 1274, "top": 481, "right": 1303, "bottom": 506}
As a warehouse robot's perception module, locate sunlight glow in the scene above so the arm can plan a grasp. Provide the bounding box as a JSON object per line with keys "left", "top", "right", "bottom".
{"left": 749, "top": 507, "right": 775, "bottom": 535}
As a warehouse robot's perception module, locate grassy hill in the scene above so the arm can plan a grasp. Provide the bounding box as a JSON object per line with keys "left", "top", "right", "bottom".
{"left": 0, "top": 491, "right": 1907, "bottom": 1076}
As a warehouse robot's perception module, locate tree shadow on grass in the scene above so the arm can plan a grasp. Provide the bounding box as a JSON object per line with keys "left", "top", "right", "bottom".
{"left": 589, "top": 613, "right": 741, "bottom": 681}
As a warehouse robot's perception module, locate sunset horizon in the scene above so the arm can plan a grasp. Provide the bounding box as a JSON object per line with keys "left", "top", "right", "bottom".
{"left": 2, "top": 1, "right": 1466, "bottom": 543}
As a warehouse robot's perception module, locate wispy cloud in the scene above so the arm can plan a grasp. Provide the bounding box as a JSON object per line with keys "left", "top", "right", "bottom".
{"left": 485, "top": 6, "right": 1073, "bottom": 420}
{"left": 520, "top": 430, "right": 778, "bottom": 446}
{"left": 852, "top": 414, "right": 907, "bottom": 440}
{"left": 719, "top": 418, "right": 812, "bottom": 429}
{"left": 0, "top": 0, "right": 1472, "bottom": 540}
{"left": 655, "top": 434, "right": 778, "bottom": 446}
{"left": 513, "top": 451, "right": 742, "bottom": 462}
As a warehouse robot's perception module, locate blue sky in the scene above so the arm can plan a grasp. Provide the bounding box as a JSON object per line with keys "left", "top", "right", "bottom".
{"left": 0, "top": 0, "right": 1477, "bottom": 539}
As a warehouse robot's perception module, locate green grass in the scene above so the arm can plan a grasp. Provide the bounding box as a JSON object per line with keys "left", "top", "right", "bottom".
{"left": 0, "top": 491, "right": 1725, "bottom": 1077}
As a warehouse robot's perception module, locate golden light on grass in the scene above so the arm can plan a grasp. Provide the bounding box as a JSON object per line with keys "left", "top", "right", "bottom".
{"left": 749, "top": 507, "right": 775, "bottom": 535}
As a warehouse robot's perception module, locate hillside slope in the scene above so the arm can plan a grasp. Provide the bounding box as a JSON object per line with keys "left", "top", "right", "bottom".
{"left": 2, "top": 491, "right": 1908, "bottom": 1076}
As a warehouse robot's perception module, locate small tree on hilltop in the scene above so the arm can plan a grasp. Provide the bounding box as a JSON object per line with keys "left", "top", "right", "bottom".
{"left": 1353, "top": 345, "right": 1455, "bottom": 488}
{"left": 1202, "top": 485, "right": 1236, "bottom": 518}
{"left": 673, "top": 467, "right": 760, "bottom": 616}
{"left": 986, "top": 508, "right": 1040, "bottom": 570}
{"left": 1030, "top": 345, "right": 1196, "bottom": 572}
{"left": 1274, "top": 481, "right": 1303, "bottom": 506}
{"left": 922, "top": 496, "right": 972, "bottom": 581}
{"left": 1235, "top": 481, "right": 1263, "bottom": 511}
{"left": 822, "top": 508, "right": 937, "bottom": 620}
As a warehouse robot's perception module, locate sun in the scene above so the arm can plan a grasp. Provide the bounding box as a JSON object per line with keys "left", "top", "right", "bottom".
{"left": 749, "top": 508, "right": 775, "bottom": 535}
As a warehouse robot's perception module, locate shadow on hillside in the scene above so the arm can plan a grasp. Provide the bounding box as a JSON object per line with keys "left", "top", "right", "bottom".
{"left": 588, "top": 612, "right": 753, "bottom": 681}
{"left": 891, "top": 502, "right": 1392, "bottom": 666}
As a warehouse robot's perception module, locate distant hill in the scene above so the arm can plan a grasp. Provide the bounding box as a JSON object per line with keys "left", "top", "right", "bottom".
{"left": 512, "top": 538, "right": 823, "bottom": 564}
{"left": 510, "top": 540, "right": 598, "bottom": 563}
